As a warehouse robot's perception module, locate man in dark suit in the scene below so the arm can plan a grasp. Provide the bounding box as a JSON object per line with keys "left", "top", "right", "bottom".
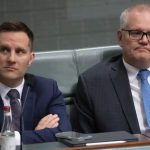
{"left": 0, "top": 21, "right": 71, "bottom": 144}
{"left": 75, "top": 4, "right": 150, "bottom": 134}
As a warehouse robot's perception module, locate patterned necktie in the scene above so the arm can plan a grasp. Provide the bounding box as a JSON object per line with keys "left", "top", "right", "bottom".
{"left": 138, "top": 69, "right": 150, "bottom": 127}
{"left": 7, "top": 89, "right": 21, "bottom": 131}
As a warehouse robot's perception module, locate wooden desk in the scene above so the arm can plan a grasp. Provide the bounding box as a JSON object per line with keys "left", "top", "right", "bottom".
{"left": 23, "top": 134, "right": 150, "bottom": 150}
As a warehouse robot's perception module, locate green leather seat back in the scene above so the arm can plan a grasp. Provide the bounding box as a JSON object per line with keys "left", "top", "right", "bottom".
{"left": 27, "top": 45, "right": 122, "bottom": 130}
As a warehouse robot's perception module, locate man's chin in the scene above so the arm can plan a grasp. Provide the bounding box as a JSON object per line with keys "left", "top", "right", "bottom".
{"left": 133, "top": 51, "right": 150, "bottom": 59}
{"left": 1, "top": 74, "right": 20, "bottom": 81}
{"left": 133, "top": 55, "right": 150, "bottom": 68}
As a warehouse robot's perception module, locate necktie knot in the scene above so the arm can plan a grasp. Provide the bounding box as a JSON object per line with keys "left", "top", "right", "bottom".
{"left": 138, "top": 69, "right": 150, "bottom": 81}
{"left": 7, "top": 89, "right": 20, "bottom": 100}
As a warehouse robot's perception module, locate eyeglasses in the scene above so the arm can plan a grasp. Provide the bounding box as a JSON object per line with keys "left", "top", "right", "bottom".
{"left": 122, "top": 29, "right": 150, "bottom": 42}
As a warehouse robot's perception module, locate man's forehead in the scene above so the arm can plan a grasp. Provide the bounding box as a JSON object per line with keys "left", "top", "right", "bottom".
{"left": 0, "top": 32, "right": 30, "bottom": 43}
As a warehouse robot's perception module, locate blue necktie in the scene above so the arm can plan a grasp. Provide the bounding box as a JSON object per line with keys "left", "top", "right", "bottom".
{"left": 138, "top": 69, "right": 150, "bottom": 127}
{"left": 7, "top": 89, "right": 21, "bottom": 131}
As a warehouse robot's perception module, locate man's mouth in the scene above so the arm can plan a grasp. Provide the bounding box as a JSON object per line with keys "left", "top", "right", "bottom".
{"left": 4, "top": 67, "right": 17, "bottom": 71}
{"left": 135, "top": 47, "right": 150, "bottom": 52}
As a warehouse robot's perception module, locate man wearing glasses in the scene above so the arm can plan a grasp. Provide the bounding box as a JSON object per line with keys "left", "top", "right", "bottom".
{"left": 75, "top": 4, "right": 150, "bottom": 134}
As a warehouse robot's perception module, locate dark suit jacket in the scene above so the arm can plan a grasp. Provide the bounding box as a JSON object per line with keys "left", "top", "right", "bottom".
{"left": 0, "top": 74, "right": 71, "bottom": 144}
{"left": 75, "top": 55, "right": 140, "bottom": 134}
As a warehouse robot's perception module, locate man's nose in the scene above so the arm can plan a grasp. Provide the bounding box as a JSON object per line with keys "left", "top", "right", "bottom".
{"left": 140, "top": 34, "right": 149, "bottom": 43}
{"left": 8, "top": 51, "right": 16, "bottom": 61}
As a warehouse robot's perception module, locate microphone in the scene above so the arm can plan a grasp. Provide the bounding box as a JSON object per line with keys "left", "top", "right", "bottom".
{"left": 21, "top": 74, "right": 35, "bottom": 147}
{"left": 21, "top": 74, "right": 35, "bottom": 113}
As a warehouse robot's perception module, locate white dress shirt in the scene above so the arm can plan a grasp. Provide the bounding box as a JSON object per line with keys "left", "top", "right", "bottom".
{"left": 123, "top": 59, "right": 150, "bottom": 132}
{"left": 0, "top": 79, "right": 24, "bottom": 145}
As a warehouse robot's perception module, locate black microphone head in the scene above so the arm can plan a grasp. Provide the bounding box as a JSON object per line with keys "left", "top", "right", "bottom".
{"left": 25, "top": 73, "right": 35, "bottom": 87}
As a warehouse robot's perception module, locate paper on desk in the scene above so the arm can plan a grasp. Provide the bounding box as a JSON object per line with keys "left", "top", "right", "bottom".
{"left": 86, "top": 140, "right": 126, "bottom": 146}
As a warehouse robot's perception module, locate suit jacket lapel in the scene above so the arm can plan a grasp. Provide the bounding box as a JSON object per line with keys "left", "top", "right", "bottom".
{"left": 109, "top": 56, "right": 140, "bottom": 133}
{"left": 21, "top": 80, "right": 36, "bottom": 129}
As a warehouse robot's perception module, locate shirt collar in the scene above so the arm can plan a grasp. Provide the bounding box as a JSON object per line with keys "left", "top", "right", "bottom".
{"left": 0, "top": 78, "right": 24, "bottom": 101}
{"left": 123, "top": 58, "right": 150, "bottom": 82}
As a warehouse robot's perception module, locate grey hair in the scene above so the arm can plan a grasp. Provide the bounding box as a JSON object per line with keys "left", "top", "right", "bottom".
{"left": 120, "top": 8, "right": 129, "bottom": 29}
{"left": 120, "top": 3, "right": 150, "bottom": 29}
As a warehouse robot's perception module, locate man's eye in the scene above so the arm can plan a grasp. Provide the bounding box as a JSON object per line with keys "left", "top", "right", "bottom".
{"left": 16, "top": 49, "right": 26, "bottom": 55}
{"left": 131, "top": 31, "right": 142, "bottom": 35}
{"left": 0, "top": 47, "right": 9, "bottom": 53}
{"left": 147, "top": 32, "right": 150, "bottom": 36}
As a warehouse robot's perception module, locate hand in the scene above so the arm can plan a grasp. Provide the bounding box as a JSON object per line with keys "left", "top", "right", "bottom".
{"left": 35, "top": 114, "right": 60, "bottom": 130}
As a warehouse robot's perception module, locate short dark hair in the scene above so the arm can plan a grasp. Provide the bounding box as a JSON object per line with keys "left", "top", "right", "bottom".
{"left": 0, "top": 21, "right": 34, "bottom": 49}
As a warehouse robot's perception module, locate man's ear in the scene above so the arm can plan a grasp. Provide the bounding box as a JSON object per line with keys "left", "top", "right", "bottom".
{"left": 28, "top": 52, "right": 35, "bottom": 66}
{"left": 117, "top": 30, "right": 123, "bottom": 47}
{"left": 117, "top": 30, "right": 122, "bottom": 41}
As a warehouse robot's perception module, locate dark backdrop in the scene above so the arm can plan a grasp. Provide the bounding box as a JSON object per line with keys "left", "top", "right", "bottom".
{"left": 0, "top": 0, "right": 149, "bottom": 51}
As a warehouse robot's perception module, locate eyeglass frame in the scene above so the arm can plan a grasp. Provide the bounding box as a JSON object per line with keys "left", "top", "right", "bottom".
{"left": 121, "top": 29, "right": 150, "bottom": 42}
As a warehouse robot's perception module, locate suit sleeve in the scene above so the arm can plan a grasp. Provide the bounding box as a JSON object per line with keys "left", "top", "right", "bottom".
{"left": 22, "top": 80, "right": 72, "bottom": 144}
{"left": 75, "top": 75, "right": 97, "bottom": 133}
